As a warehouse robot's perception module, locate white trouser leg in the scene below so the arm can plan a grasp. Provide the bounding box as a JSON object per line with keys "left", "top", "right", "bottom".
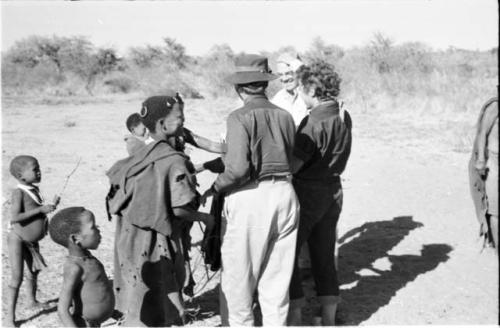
{"left": 220, "top": 180, "right": 299, "bottom": 326}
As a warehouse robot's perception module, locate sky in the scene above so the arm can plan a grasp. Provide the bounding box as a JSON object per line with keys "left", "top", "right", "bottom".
{"left": 1, "top": 0, "right": 498, "bottom": 56}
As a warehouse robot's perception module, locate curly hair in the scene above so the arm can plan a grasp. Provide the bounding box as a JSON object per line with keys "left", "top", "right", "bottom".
{"left": 49, "top": 207, "right": 87, "bottom": 248}
{"left": 296, "top": 60, "right": 342, "bottom": 101}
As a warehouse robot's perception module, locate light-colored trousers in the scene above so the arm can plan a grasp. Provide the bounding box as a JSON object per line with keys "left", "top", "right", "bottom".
{"left": 219, "top": 178, "right": 299, "bottom": 326}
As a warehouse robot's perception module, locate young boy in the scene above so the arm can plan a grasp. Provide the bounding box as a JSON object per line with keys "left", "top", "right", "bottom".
{"left": 48, "top": 207, "right": 115, "bottom": 327}
{"left": 106, "top": 95, "right": 214, "bottom": 326}
{"left": 124, "top": 113, "right": 153, "bottom": 156}
{"left": 7, "top": 155, "right": 57, "bottom": 327}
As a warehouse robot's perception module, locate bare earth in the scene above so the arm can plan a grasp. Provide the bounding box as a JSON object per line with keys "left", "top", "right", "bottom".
{"left": 1, "top": 95, "right": 498, "bottom": 327}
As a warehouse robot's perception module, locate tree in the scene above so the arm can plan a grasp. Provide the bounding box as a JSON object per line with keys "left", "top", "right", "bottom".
{"left": 162, "top": 37, "right": 189, "bottom": 68}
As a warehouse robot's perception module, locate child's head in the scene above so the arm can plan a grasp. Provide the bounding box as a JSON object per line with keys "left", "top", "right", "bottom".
{"left": 140, "top": 94, "right": 184, "bottom": 139}
{"left": 9, "top": 155, "right": 41, "bottom": 184}
{"left": 126, "top": 113, "right": 148, "bottom": 138}
{"left": 49, "top": 207, "right": 101, "bottom": 250}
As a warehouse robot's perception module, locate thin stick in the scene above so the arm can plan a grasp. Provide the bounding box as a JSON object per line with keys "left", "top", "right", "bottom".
{"left": 57, "top": 157, "right": 82, "bottom": 198}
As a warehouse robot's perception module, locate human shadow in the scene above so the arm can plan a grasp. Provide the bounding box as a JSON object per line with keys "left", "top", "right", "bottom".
{"left": 16, "top": 297, "right": 59, "bottom": 325}
{"left": 333, "top": 216, "right": 453, "bottom": 325}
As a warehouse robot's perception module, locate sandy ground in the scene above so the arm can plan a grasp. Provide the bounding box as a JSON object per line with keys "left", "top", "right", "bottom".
{"left": 1, "top": 95, "right": 498, "bottom": 327}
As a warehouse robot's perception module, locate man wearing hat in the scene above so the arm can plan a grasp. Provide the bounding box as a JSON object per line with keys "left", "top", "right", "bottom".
{"left": 202, "top": 54, "right": 299, "bottom": 326}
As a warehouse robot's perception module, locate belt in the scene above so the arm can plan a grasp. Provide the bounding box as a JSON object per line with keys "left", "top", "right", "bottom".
{"left": 257, "top": 175, "right": 291, "bottom": 182}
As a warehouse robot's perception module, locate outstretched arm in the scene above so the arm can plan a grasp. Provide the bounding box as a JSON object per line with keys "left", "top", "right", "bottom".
{"left": 58, "top": 262, "right": 83, "bottom": 327}
{"left": 10, "top": 189, "right": 55, "bottom": 224}
{"left": 183, "top": 128, "right": 226, "bottom": 154}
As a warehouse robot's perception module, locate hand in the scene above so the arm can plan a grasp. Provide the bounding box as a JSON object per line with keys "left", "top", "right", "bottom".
{"left": 40, "top": 204, "right": 56, "bottom": 214}
{"left": 200, "top": 188, "right": 215, "bottom": 206}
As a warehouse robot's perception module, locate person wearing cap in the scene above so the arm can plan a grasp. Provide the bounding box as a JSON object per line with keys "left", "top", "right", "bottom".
{"left": 272, "top": 53, "right": 309, "bottom": 126}
{"left": 106, "top": 95, "right": 214, "bottom": 326}
{"left": 287, "top": 59, "right": 352, "bottom": 326}
{"left": 201, "top": 54, "right": 299, "bottom": 326}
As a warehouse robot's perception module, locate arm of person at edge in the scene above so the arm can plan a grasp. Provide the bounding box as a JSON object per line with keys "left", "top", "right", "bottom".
{"left": 475, "top": 103, "right": 497, "bottom": 176}
{"left": 183, "top": 127, "right": 226, "bottom": 154}
{"left": 57, "top": 261, "right": 83, "bottom": 327}
{"left": 10, "top": 189, "right": 55, "bottom": 224}
{"left": 201, "top": 114, "right": 251, "bottom": 203}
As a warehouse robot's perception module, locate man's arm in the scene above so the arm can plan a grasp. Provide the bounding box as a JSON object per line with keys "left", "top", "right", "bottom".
{"left": 183, "top": 128, "right": 226, "bottom": 154}
{"left": 212, "top": 114, "right": 251, "bottom": 193}
{"left": 57, "top": 262, "right": 83, "bottom": 327}
{"left": 475, "top": 102, "right": 498, "bottom": 172}
{"left": 10, "top": 189, "right": 55, "bottom": 224}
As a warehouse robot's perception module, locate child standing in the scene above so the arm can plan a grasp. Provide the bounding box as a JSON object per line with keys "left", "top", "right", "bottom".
{"left": 107, "top": 95, "right": 214, "bottom": 326}
{"left": 48, "top": 207, "right": 115, "bottom": 327}
{"left": 6, "top": 155, "right": 57, "bottom": 327}
{"left": 124, "top": 113, "right": 153, "bottom": 156}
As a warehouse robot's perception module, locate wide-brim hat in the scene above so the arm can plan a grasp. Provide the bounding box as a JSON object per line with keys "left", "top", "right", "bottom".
{"left": 225, "top": 54, "right": 278, "bottom": 85}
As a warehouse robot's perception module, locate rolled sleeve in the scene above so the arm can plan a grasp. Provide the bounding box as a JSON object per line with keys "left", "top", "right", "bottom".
{"left": 213, "top": 113, "right": 251, "bottom": 193}
{"left": 169, "top": 160, "right": 198, "bottom": 208}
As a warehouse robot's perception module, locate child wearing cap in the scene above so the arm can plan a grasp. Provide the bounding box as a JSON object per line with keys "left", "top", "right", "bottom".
{"left": 106, "top": 94, "right": 214, "bottom": 326}
{"left": 6, "top": 155, "right": 58, "bottom": 327}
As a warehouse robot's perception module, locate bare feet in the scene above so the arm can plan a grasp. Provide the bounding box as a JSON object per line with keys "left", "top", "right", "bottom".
{"left": 5, "top": 319, "right": 18, "bottom": 327}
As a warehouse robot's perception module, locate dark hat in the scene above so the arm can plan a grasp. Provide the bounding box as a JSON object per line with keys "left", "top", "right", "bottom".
{"left": 225, "top": 54, "right": 278, "bottom": 85}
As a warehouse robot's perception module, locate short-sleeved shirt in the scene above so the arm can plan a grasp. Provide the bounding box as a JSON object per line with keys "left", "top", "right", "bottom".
{"left": 166, "top": 156, "right": 199, "bottom": 209}
{"left": 294, "top": 100, "right": 352, "bottom": 182}
{"left": 272, "top": 88, "right": 309, "bottom": 126}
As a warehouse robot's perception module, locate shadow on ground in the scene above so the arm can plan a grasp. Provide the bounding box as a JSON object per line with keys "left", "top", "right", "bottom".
{"left": 333, "top": 216, "right": 453, "bottom": 325}
{"left": 185, "top": 283, "right": 220, "bottom": 323}
{"left": 16, "top": 298, "right": 58, "bottom": 326}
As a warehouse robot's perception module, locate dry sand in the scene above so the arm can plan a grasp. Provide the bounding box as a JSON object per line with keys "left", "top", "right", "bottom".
{"left": 1, "top": 95, "right": 498, "bottom": 326}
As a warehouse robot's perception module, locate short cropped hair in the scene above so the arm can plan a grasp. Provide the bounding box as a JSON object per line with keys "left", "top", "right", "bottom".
{"left": 296, "top": 60, "right": 341, "bottom": 101}
{"left": 126, "top": 113, "right": 142, "bottom": 132}
{"left": 235, "top": 81, "right": 268, "bottom": 96}
{"left": 140, "top": 94, "right": 184, "bottom": 133}
{"left": 49, "top": 207, "right": 87, "bottom": 248}
{"left": 9, "top": 155, "right": 38, "bottom": 179}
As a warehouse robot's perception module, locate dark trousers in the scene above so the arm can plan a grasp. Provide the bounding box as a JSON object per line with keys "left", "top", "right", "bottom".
{"left": 289, "top": 179, "right": 343, "bottom": 300}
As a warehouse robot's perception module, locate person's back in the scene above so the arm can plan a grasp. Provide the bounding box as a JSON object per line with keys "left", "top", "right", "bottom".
{"left": 294, "top": 101, "right": 352, "bottom": 182}
{"left": 228, "top": 95, "right": 295, "bottom": 180}
{"left": 202, "top": 54, "right": 300, "bottom": 327}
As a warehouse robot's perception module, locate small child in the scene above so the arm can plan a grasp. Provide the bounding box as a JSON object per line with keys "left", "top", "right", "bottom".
{"left": 107, "top": 95, "right": 214, "bottom": 326}
{"left": 7, "top": 155, "right": 57, "bottom": 327}
{"left": 48, "top": 207, "right": 115, "bottom": 327}
{"left": 124, "top": 113, "right": 153, "bottom": 156}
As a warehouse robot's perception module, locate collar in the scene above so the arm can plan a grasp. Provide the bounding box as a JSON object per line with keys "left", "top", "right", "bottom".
{"left": 17, "top": 183, "right": 39, "bottom": 192}
{"left": 17, "top": 183, "right": 44, "bottom": 205}
{"left": 243, "top": 94, "right": 268, "bottom": 105}
{"left": 309, "top": 100, "right": 340, "bottom": 119}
